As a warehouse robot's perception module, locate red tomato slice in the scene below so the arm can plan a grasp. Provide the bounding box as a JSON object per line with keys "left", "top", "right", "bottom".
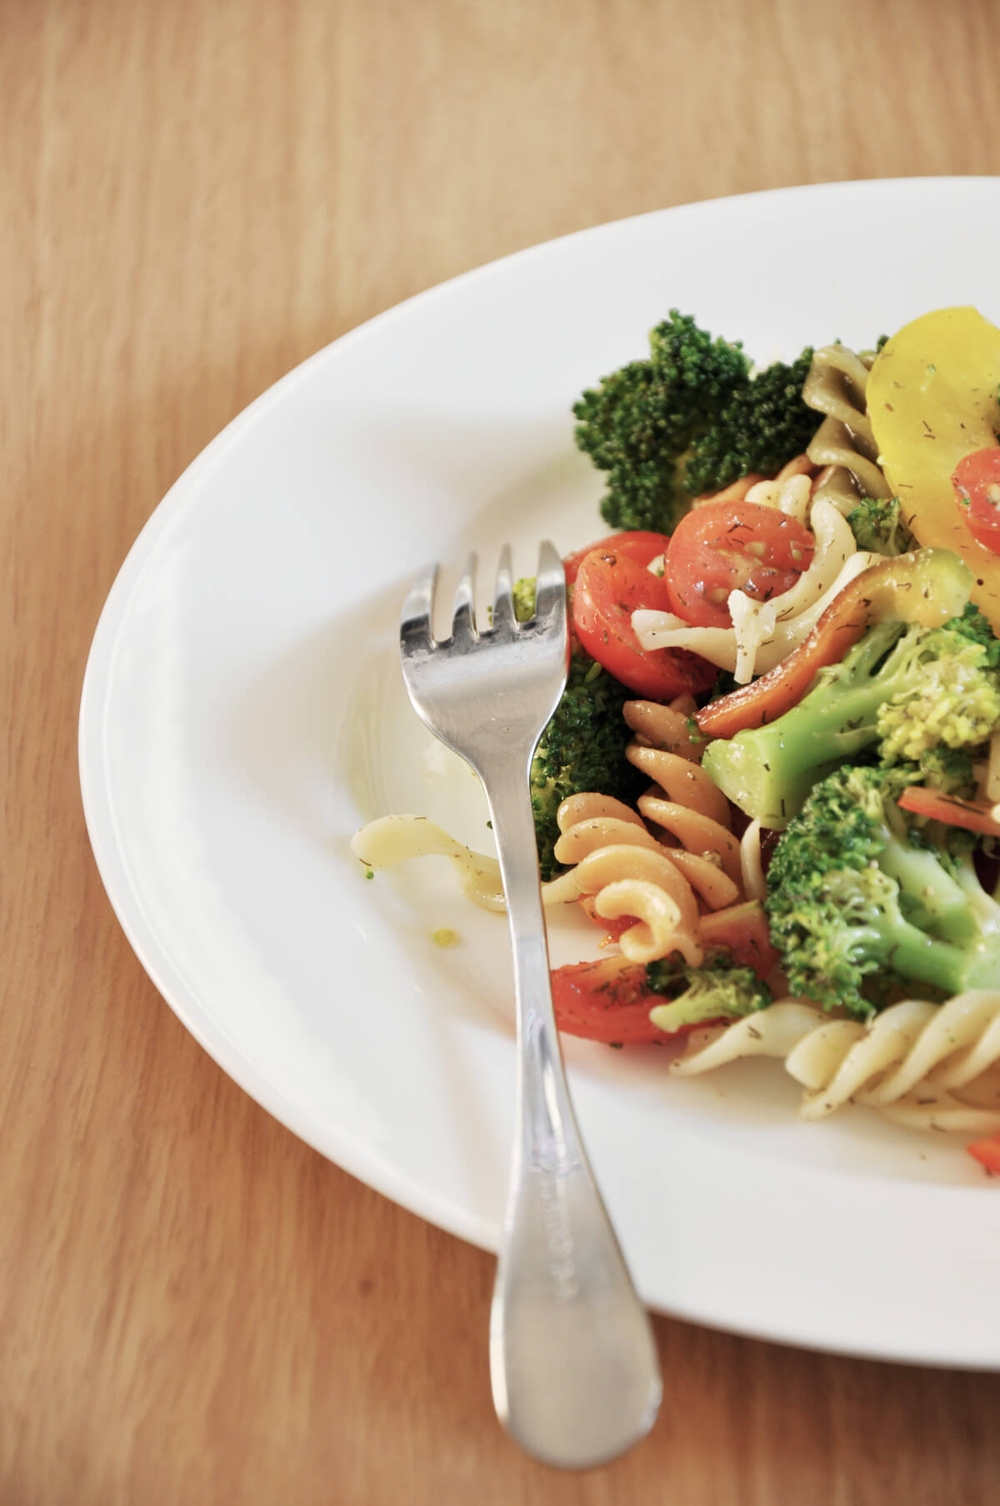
{"left": 571, "top": 547, "right": 717, "bottom": 699}
{"left": 551, "top": 960, "right": 664, "bottom": 1044}
{"left": 551, "top": 959, "right": 717, "bottom": 1045}
{"left": 562, "top": 530, "right": 671, "bottom": 586}
{"left": 953, "top": 447, "right": 1000, "bottom": 555}
{"left": 663, "top": 500, "right": 816, "bottom": 629}
{"left": 967, "top": 1134, "right": 1000, "bottom": 1175}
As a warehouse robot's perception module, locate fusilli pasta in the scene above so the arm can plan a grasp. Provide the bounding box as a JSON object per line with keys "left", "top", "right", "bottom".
{"left": 551, "top": 792, "right": 706, "bottom": 964}
{"left": 670, "top": 992, "right": 1000, "bottom": 1133}
{"left": 802, "top": 343, "right": 893, "bottom": 509}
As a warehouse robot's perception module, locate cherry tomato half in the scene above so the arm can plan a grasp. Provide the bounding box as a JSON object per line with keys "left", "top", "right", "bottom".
{"left": 953, "top": 447, "right": 1000, "bottom": 555}
{"left": 551, "top": 961, "right": 667, "bottom": 1044}
{"left": 571, "top": 546, "right": 717, "bottom": 699}
{"left": 550, "top": 960, "right": 725, "bottom": 1045}
{"left": 663, "top": 500, "right": 816, "bottom": 629}
{"left": 562, "top": 530, "right": 671, "bottom": 587}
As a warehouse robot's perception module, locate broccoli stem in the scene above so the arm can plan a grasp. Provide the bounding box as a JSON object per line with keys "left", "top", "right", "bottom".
{"left": 703, "top": 620, "right": 904, "bottom": 827}
{"left": 872, "top": 906, "right": 998, "bottom": 997}
{"left": 872, "top": 819, "right": 1000, "bottom": 981}
{"left": 880, "top": 837, "right": 980, "bottom": 945}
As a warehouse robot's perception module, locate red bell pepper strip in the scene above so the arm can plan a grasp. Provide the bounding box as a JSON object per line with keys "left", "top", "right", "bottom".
{"left": 896, "top": 786, "right": 1000, "bottom": 839}
{"left": 696, "top": 549, "right": 973, "bottom": 740}
{"left": 967, "top": 1134, "right": 1000, "bottom": 1175}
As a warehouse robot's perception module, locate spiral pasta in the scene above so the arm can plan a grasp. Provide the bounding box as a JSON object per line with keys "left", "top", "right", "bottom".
{"left": 547, "top": 735, "right": 760, "bottom": 969}
{"left": 625, "top": 742, "right": 743, "bottom": 889}
{"left": 536, "top": 711, "right": 751, "bottom": 965}
{"left": 802, "top": 343, "right": 893, "bottom": 508}
{"left": 574, "top": 705, "right": 744, "bottom": 926}
{"left": 350, "top": 765, "right": 739, "bottom": 964}
{"left": 622, "top": 697, "right": 702, "bottom": 762}
{"left": 551, "top": 792, "right": 705, "bottom": 964}
{"left": 349, "top": 813, "right": 507, "bottom": 909}
{"left": 669, "top": 992, "right": 1000, "bottom": 1133}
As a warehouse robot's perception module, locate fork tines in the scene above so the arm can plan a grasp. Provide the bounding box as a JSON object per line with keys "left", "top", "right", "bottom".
{"left": 400, "top": 542, "right": 565, "bottom": 655}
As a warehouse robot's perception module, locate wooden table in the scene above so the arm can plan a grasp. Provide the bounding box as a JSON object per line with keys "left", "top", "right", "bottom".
{"left": 5, "top": 2, "right": 1000, "bottom": 1501}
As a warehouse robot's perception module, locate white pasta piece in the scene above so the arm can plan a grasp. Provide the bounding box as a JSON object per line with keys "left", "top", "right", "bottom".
{"left": 785, "top": 1004, "right": 932, "bottom": 1119}
{"left": 739, "top": 819, "right": 766, "bottom": 903}
{"left": 767, "top": 500, "right": 859, "bottom": 621}
{"left": 758, "top": 549, "right": 880, "bottom": 654}
{"left": 743, "top": 478, "right": 781, "bottom": 508}
{"left": 631, "top": 612, "right": 740, "bottom": 672}
{"left": 952, "top": 1061, "right": 1000, "bottom": 1104}
{"left": 863, "top": 991, "right": 1000, "bottom": 1104}
{"left": 745, "top": 471, "right": 813, "bottom": 525}
{"left": 669, "top": 1002, "right": 823, "bottom": 1073}
{"left": 669, "top": 992, "right": 1000, "bottom": 1135}
{"left": 728, "top": 590, "right": 779, "bottom": 684}
{"left": 349, "top": 813, "right": 575, "bottom": 910}
{"left": 877, "top": 1091, "right": 1000, "bottom": 1135}
{"left": 779, "top": 472, "right": 813, "bottom": 524}
{"left": 349, "top": 814, "right": 506, "bottom": 910}
{"left": 631, "top": 608, "right": 690, "bottom": 642}
{"left": 933, "top": 1019, "right": 1000, "bottom": 1090}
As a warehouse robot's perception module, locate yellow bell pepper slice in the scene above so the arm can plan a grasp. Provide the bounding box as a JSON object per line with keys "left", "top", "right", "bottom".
{"left": 867, "top": 306, "right": 1000, "bottom": 631}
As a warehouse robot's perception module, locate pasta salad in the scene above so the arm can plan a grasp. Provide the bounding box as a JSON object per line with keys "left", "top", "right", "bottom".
{"left": 352, "top": 305, "right": 1000, "bottom": 1173}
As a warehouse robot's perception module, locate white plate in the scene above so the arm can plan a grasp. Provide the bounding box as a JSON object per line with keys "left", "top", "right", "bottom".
{"left": 80, "top": 179, "right": 1000, "bottom": 1369}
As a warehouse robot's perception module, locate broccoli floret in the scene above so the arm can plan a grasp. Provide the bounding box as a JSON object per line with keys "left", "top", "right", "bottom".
{"left": 876, "top": 614, "right": 1000, "bottom": 765}
{"left": 573, "top": 311, "right": 820, "bottom": 533}
{"left": 765, "top": 764, "right": 1000, "bottom": 1018}
{"left": 512, "top": 576, "right": 537, "bottom": 623}
{"left": 702, "top": 570, "right": 1000, "bottom": 829}
{"left": 573, "top": 315, "right": 748, "bottom": 533}
{"left": 531, "top": 650, "right": 645, "bottom": 880}
{"left": 683, "top": 349, "right": 820, "bottom": 498}
{"left": 847, "top": 496, "right": 918, "bottom": 556}
{"left": 644, "top": 953, "right": 772, "bottom": 1034}
{"left": 946, "top": 600, "right": 1000, "bottom": 667}
{"left": 913, "top": 744, "right": 978, "bottom": 798}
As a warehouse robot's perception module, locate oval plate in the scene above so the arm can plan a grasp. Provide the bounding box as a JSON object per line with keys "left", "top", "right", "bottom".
{"left": 80, "top": 179, "right": 1000, "bottom": 1368}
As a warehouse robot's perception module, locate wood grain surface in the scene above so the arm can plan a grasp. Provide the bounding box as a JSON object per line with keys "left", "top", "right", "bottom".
{"left": 4, "top": 2, "right": 1000, "bottom": 1502}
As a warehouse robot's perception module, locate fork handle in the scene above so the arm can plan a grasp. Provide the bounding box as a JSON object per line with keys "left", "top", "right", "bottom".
{"left": 483, "top": 759, "right": 662, "bottom": 1470}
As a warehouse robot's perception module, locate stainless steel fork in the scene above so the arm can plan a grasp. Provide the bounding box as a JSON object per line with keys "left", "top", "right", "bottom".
{"left": 399, "top": 542, "right": 662, "bottom": 1470}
